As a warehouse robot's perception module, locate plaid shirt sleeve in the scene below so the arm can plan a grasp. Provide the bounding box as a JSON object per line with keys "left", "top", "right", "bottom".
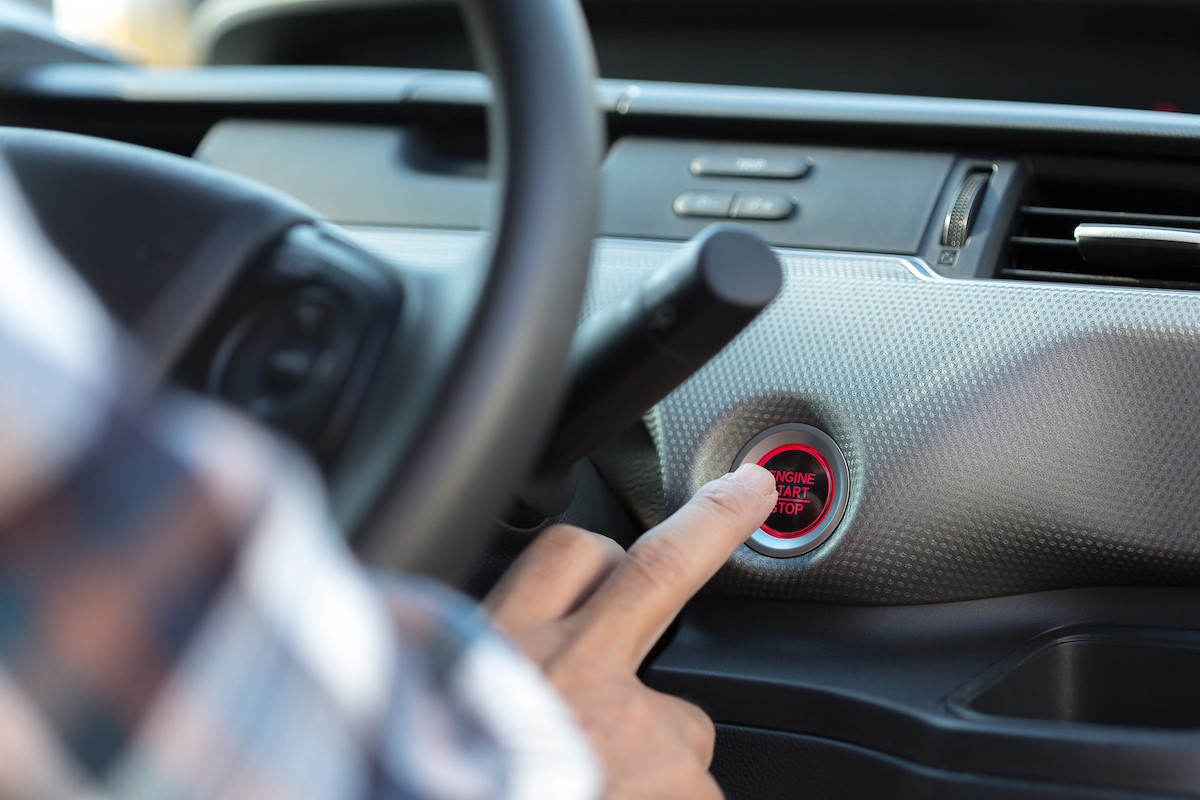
{"left": 0, "top": 172, "right": 601, "bottom": 800}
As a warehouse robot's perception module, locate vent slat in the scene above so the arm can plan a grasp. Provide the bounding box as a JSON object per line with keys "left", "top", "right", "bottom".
{"left": 999, "top": 268, "right": 1200, "bottom": 291}
{"left": 999, "top": 268, "right": 1140, "bottom": 287}
{"left": 1006, "top": 194, "right": 1200, "bottom": 291}
{"left": 1010, "top": 236, "right": 1078, "bottom": 249}
{"left": 1021, "top": 206, "right": 1200, "bottom": 229}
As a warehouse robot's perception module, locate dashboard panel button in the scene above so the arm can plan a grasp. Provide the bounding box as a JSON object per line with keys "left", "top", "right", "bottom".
{"left": 691, "top": 154, "right": 811, "bottom": 180}
{"left": 758, "top": 444, "right": 833, "bottom": 538}
{"left": 673, "top": 190, "right": 735, "bottom": 218}
{"left": 732, "top": 193, "right": 796, "bottom": 221}
{"left": 733, "top": 424, "right": 850, "bottom": 557}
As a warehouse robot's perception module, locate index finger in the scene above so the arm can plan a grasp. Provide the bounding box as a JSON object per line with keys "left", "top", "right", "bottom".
{"left": 573, "top": 463, "right": 777, "bottom": 669}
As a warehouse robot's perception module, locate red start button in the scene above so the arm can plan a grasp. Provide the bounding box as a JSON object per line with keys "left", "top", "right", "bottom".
{"left": 757, "top": 443, "right": 833, "bottom": 539}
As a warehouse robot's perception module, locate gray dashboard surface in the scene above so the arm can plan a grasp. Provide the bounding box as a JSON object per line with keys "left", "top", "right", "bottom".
{"left": 350, "top": 227, "right": 1200, "bottom": 606}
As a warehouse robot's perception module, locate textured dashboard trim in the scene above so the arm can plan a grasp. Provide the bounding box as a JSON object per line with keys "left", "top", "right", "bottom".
{"left": 351, "top": 227, "right": 1200, "bottom": 605}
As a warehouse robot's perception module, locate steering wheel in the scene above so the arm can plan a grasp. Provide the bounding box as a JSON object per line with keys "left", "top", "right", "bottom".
{"left": 0, "top": 0, "right": 602, "bottom": 580}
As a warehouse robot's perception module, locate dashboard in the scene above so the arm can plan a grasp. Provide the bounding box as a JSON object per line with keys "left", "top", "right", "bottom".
{"left": 182, "top": 85, "right": 1200, "bottom": 605}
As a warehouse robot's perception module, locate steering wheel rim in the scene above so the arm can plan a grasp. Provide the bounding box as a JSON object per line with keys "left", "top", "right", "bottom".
{"left": 351, "top": 0, "right": 602, "bottom": 577}
{"left": 1, "top": 0, "right": 602, "bottom": 581}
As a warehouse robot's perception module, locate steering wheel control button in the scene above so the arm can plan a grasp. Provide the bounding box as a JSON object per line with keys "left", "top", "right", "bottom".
{"left": 757, "top": 444, "right": 832, "bottom": 537}
{"left": 262, "top": 242, "right": 326, "bottom": 286}
{"left": 265, "top": 347, "right": 319, "bottom": 392}
{"left": 733, "top": 424, "right": 850, "bottom": 557}
{"left": 673, "top": 190, "right": 735, "bottom": 218}
{"left": 293, "top": 299, "right": 332, "bottom": 336}
{"left": 690, "top": 154, "right": 811, "bottom": 180}
{"left": 209, "top": 286, "right": 356, "bottom": 440}
{"left": 732, "top": 193, "right": 797, "bottom": 221}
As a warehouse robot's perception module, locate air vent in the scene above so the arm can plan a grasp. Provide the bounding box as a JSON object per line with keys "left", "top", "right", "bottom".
{"left": 1001, "top": 171, "right": 1200, "bottom": 291}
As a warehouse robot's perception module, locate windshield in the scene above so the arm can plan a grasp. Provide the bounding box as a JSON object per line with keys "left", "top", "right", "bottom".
{"left": 16, "top": 0, "right": 1199, "bottom": 112}
{"left": 19, "top": 0, "right": 210, "bottom": 65}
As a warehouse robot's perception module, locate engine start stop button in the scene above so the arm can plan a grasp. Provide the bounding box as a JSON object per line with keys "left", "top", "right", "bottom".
{"left": 757, "top": 444, "right": 832, "bottom": 538}
{"left": 733, "top": 424, "right": 850, "bottom": 557}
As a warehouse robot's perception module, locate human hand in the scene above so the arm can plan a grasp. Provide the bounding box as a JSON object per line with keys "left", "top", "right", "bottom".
{"left": 485, "top": 464, "right": 778, "bottom": 799}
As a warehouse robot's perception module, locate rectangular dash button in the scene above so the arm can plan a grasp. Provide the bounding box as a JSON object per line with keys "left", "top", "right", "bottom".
{"left": 732, "top": 193, "right": 796, "bottom": 221}
{"left": 690, "top": 154, "right": 811, "bottom": 180}
{"left": 673, "top": 190, "right": 735, "bottom": 218}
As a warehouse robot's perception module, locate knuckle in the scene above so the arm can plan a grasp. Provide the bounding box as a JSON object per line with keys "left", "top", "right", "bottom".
{"left": 627, "top": 536, "right": 692, "bottom": 593}
{"left": 545, "top": 525, "right": 620, "bottom": 557}
{"left": 537, "top": 524, "right": 593, "bottom": 550}
{"left": 545, "top": 645, "right": 607, "bottom": 688}
{"left": 584, "top": 531, "right": 628, "bottom": 565}
{"left": 693, "top": 478, "right": 761, "bottom": 523}
{"left": 538, "top": 525, "right": 624, "bottom": 565}
{"left": 566, "top": 682, "right": 653, "bottom": 739}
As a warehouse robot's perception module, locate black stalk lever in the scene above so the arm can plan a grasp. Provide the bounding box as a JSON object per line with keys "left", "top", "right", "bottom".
{"left": 517, "top": 224, "right": 784, "bottom": 521}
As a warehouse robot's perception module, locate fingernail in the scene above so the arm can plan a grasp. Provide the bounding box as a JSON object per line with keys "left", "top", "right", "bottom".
{"left": 726, "top": 463, "right": 777, "bottom": 498}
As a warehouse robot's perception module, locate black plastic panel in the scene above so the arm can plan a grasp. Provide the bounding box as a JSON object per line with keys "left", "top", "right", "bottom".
{"left": 198, "top": 125, "right": 954, "bottom": 252}
{"left": 196, "top": 120, "right": 498, "bottom": 229}
{"left": 644, "top": 590, "right": 1200, "bottom": 797}
{"left": 599, "top": 138, "right": 954, "bottom": 253}
{"left": 955, "top": 629, "right": 1200, "bottom": 729}
{"left": 712, "top": 725, "right": 1155, "bottom": 800}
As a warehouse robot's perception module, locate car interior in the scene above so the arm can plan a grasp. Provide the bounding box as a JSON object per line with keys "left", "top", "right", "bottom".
{"left": 5, "top": 0, "right": 1200, "bottom": 797}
